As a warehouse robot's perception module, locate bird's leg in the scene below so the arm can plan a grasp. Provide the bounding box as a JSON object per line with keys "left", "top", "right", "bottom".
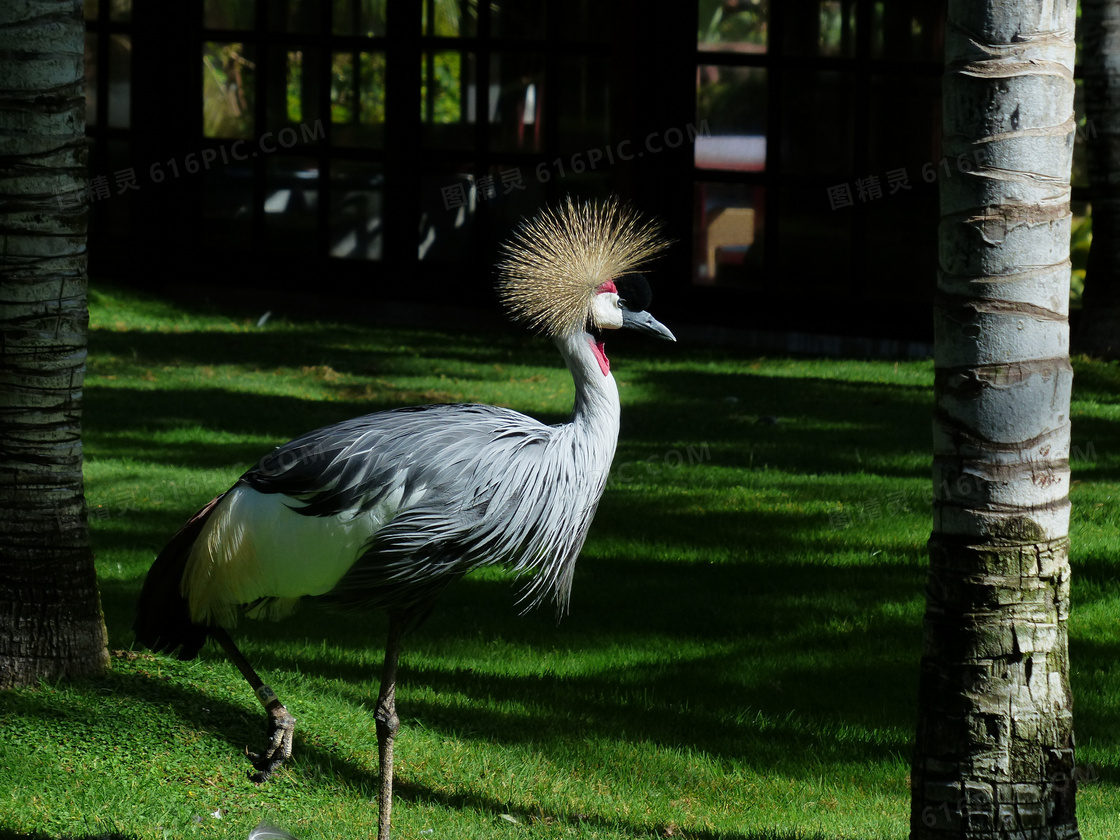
{"left": 376, "top": 617, "right": 405, "bottom": 840}
{"left": 210, "top": 626, "right": 297, "bottom": 783}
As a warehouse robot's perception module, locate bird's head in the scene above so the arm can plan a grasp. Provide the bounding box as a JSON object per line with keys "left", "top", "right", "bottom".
{"left": 496, "top": 197, "right": 674, "bottom": 372}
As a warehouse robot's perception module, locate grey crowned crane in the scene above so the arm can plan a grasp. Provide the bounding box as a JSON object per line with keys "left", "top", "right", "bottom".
{"left": 133, "top": 197, "right": 674, "bottom": 840}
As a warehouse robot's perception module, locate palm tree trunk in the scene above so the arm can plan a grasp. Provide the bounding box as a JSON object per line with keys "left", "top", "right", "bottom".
{"left": 0, "top": 1, "right": 108, "bottom": 688}
{"left": 911, "top": 2, "right": 1080, "bottom": 838}
{"left": 1077, "top": 0, "right": 1120, "bottom": 358}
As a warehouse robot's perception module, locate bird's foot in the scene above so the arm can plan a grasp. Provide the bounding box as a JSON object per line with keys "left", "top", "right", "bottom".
{"left": 246, "top": 704, "right": 297, "bottom": 783}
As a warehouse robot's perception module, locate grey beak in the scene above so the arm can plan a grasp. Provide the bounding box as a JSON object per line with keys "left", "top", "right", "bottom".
{"left": 621, "top": 308, "right": 676, "bottom": 342}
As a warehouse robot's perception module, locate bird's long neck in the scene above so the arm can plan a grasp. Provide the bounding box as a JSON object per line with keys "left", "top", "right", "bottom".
{"left": 554, "top": 331, "right": 621, "bottom": 457}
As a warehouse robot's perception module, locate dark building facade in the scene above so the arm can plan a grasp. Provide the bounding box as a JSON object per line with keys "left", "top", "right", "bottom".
{"left": 84, "top": 0, "right": 947, "bottom": 340}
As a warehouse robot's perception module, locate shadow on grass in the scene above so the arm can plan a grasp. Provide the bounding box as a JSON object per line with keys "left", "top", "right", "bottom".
{"left": 89, "top": 323, "right": 938, "bottom": 475}
{"left": 98, "top": 535, "right": 923, "bottom": 773}
{"left": 2, "top": 662, "right": 895, "bottom": 840}
{"left": 77, "top": 310, "right": 959, "bottom": 837}
{"left": 1, "top": 639, "right": 891, "bottom": 840}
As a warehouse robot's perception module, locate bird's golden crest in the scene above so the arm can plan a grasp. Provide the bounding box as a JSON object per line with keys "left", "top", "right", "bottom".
{"left": 495, "top": 197, "right": 669, "bottom": 337}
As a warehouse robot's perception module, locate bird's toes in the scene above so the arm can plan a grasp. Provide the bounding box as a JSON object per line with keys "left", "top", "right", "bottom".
{"left": 246, "top": 705, "right": 297, "bottom": 782}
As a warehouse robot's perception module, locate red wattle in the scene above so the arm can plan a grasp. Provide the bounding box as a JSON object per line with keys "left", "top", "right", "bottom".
{"left": 591, "top": 339, "right": 610, "bottom": 376}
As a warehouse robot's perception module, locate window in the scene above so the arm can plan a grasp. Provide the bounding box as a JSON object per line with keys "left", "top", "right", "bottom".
{"left": 693, "top": 0, "right": 943, "bottom": 308}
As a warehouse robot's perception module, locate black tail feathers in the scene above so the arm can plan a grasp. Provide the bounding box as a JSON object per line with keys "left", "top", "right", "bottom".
{"left": 133, "top": 494, "right": 224, "bottom": 660}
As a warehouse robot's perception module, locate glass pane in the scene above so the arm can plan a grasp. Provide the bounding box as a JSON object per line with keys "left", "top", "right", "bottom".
{"left": 871, "top": 1, "right": 943, "bottom": 61}
{"left": 107, "top": 34, "right": 130, "bottom": 129}
{"left": 84, "top": 33, "right": 98, "bottom": 127}
{"left": 481, "top": 163, "right": 547, "bottom": 245}
{"left": 332, "top": 51, "right": 386, "bottom": 146}
{"left": 1073, "top": 78, "right": 1088, "bottom": 190}
{"left": 84, "top": 0, "right": 99, "bottom": 20}
{"left": 860, "top": 185, "right": 938, "bottom": 302}
{"left": 105, "top": 140, "right": 134, "bottom": 237}
{"left": 695, "top": 183, "right": 764, "bottom": 285}
{"left": 330, "top": 162, "right": 383, "bottom": 259}
{"left": 784, "top": 0, "right": 856, "bottom": 57}
{"left": 490, "top": 52, "right": 544, "bottom": 153}
{"left": 333, "top": 0, "right": 387, "bottom": 36}
{"left": 421, "top": 171, "right": 477, "bottom": 261}
{"left": 203, "top": 42, "right": 256, "bottom": 138}
{"left": 421, "top": 51, "right": 474, "bottom": 148}
{"left": 555, "top": 55, "right": 609, "bottom": 153}
{"left": 866, "top": 74, "right": 939, "bottom": 177}
{"left": 698, "top": 0, "right": 767, "bottom": 52}
{"left": 779, "top": 184, "right": 852, "bottom": 295}
{"left": 423, "top": 0, "right": 476, "bottom": 37}
{"left": 110, "top": 0, "right": 131, "bottom": 21}
{"left": 1070, "top": 200, "right": 1090, "bottom": 309}
{"left": 696, "top": 65, "right": 766, "bottom": 171}
{"left": 491, "top": 0, "right": 546, "bottom": 39}
{"left": 554, "top": 0, "right": 610, "bottom": 42}
{"left": 268, "top": 48, "right": 322, "bottom": 129}
{"left": 264, "top": 157, "right": 320, "bottom": 254}
{"left": 204, "top": 0, "right": 255, "bottom": 30}
{"left": 781, "top": 70, "right": 854, "bottom": 176}
{"left": 269, "top": 0, "right": 321, "bottom": 32}
{"left": 202, "top": 157, "right": 254, "bottom": 250}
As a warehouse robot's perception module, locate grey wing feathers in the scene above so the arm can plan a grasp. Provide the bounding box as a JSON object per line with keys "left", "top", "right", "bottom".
{"left": 241, "top": 403, "right": 605, "bottom": 614}
{"left": 245, "top": 404, "right": 540, "bottom": 513}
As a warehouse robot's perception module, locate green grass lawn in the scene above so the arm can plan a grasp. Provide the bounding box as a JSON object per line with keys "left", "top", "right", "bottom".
{"left": 3, "top": 284, "right": 1120, "bottom": 839}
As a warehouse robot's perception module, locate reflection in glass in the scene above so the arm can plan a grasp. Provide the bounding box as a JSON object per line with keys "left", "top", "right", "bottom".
{"left": 696, "top": 65, "right": 766, "bottom": 171}
{"left": 286, "top": 49, "right": 305, "bottom": 124}
{"left": 264, "top": 157, "right": 319, "bottom": 254}
{"left": 554, "top": 0, "right": 609, "bottom": 41}
{"left": 420, "top": 171, "right": 476, "bottom": 261}
{"left": 268, "top": 0, "right": 320, "bottom": 32}
{"left": 781, "top": 70, "right": 853, "bottom": 175}
{"left": 333, "top": 0, "right": 387, "bottom": 36}
{"left": 423, "top": 0, "right": 476, "bottom": 37}
{"left": 483, "top": 163, "right": 546, "bottom": 246}
{"left": 84, "top": 0, "right": 99, "bottom": 20}
{"left": 330, "top": 162, "right": 383, "bottom": 260}
{"left": 491, "top": 0, "right": 545, "bottom": 39}
{"left": 861, "top": 185, "right": 938, "bottom": 301}
{"left": 268, "top": 48, "right": 321, "bottom": 128}
{"left": 694, "top": 183, "right": 764, "bottom": 285}
{"left": 332, "top": 51, "right": 386, "bottom": 146}
{"left": 698, "top": 0, "right": 767, "bottom": 52}
{"left": 421, "top": 51, "right": 473, "bottom": 148}
{"left": 204, "top": 0, "right": 255, "bottom": 30}
{"left": 556, "top": 56, "right": 609, "bottom": 153}
{"left": 1070, "top": 200, "right": 1090, "bottom": 308}
{"left": 203, "top": 42, "right": 256, "bottom": 138}
{"left": 779, "top": 184, "right": 852, "bottom": 293}
{"left": 1073, "top": 78, "right": 1088, "bottom": 190}
{"left": 84, "top": 33, "right": 98, "bottom": 126}
{"left": 490, "top": 52, "right": 544, "bottom": 153}
{"left": 106, "top": 140, "right": 133, "bottom": 236}
{"left": 109, "top": 0, "right": 131, "bottom": 21}
{"left": 108, "top": 34, "right": 131, "bottom": 129}
{"left": 866, "top": 73, "right": 939, "bottom": 177}
{"left": 202, "top": 160, "right": 254, "bottom": 251}
{"left": 784, "top": 0, "right": 856, "bottom": 56}
{"left": 871, "top": 1, "right": 943, "bottom": 61}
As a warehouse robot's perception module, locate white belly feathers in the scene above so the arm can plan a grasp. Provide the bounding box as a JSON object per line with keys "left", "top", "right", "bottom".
{"left": 182, "top": 484, "right": 407, "bottom": 626}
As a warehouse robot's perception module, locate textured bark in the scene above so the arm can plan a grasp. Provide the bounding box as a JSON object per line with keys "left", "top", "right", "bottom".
{"left": 911, "top": 2, "right": 1080, "bottom": 838}
{"left": 1077, "top": 0, "right": 1120, "bottom": 358}
{"left": 0, "top": 0, "right": 108, "bottom": 688}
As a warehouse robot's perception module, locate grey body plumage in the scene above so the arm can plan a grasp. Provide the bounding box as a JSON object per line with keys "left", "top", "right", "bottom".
{"left": 133, "top": 197, "right": 674, "bottom": 840}
{"left": 247, "top": 393, "right": 609, "bottom": 620}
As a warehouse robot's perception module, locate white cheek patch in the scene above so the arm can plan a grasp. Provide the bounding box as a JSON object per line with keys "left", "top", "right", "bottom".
{"left": 590, "top": 292, "right": 624, "bottom": 330}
